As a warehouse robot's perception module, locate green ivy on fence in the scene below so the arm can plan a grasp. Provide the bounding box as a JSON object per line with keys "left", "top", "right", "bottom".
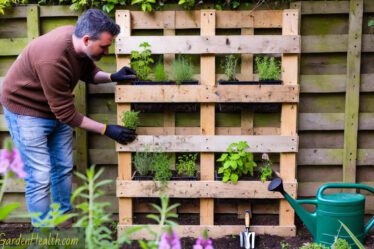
{"left": 0, "top": 0, "right": 294, "bottom": 15}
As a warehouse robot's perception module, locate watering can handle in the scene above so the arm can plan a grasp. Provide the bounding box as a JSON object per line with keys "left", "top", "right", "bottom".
{"left": 317, "top": 183, "right": 374, "bottom": 197}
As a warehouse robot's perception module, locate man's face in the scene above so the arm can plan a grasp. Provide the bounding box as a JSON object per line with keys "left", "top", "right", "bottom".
{"left": 84, "top": 32, "right": 114, "bottom": 61}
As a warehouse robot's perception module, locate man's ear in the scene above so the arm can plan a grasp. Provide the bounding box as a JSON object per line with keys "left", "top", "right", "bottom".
{"left": 83, "top": 35, "right": 90, "bottom": 46}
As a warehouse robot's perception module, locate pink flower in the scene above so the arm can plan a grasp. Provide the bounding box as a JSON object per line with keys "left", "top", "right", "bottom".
{"left": 158, "top": 231, "right": 181, "bottom": 249}
{"left": 193, "top": 236, "right": 214, "bottom": 249}
{"left": 0, "top": 140, "right": 25, "bottom": 179}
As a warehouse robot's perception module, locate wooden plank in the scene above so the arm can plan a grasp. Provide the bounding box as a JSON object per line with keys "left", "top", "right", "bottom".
{"left": 366, "top": 0, "right": 374, "bottom": 12}
{"left": 39, "top": 6, "right": 80, "bottom": 17}
{"left": 302, "top": 35, "right": 347, "bottom": 53}
{"left": 280, "top": 8, "right": 300, "bottom": 228}
{"left": 343, "top": 0, "right": 363, "bottom": 184}
{"left": 291, "top": 1, "right": 349, "bottom": 14}
{"left": 115, "top": 85, "right": 299, "bottom": 103}
{"left": 200, "top": 9, "right": 216, "bottom": 226}
{"left": 115, "top": 9, "right": 132, "bottom": 226}
{"left": 118, "top": 225, "right": 296, "bottom": 238}
{"left": 27, "top": 5, "right": 40, "bottom": 41}
{"left": 117, "top": 180, "right": 297, "bottom": 199}
{"left": 129, "top": 10, "right": 282, "bottom": 29}
{"left": 116, "top": 135, "right": 298, "bottom": 153}
{"left": 0, "top": 38, "right": 28, "bottom": 56}
{"left": 0, "top": 6, "right": 27, "bottom": 18}
{"left": 74, "top": 82, "right": 88, "bottom": 179}
{"left": 116, "top": 35, "right": 301, "bottom": 54}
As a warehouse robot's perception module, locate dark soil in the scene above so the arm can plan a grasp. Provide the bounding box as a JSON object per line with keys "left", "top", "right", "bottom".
{"left": 1, "top": 218, "right": 374, "bottom": 249}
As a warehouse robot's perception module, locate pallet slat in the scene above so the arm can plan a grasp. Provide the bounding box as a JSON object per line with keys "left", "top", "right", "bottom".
{"left": 115, "top": 85, "right": 299, "bottom": 103}
{"left": 116, "top": 135, "right": 298, "bottom": 153}
{"left": 116, "top": 35, "right": 300, "bottom": 54}
{"left": 116, "top": 180, "right": 297, "bottom": 199}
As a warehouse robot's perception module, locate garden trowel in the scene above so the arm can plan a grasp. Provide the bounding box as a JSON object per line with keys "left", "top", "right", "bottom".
{"left": 240, "top": 210, "right": 255, "bottom": 249}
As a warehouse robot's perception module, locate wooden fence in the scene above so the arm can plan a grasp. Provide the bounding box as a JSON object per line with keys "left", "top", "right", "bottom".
{"left": 0, "top": 0, "right": 373, "bottom": 233}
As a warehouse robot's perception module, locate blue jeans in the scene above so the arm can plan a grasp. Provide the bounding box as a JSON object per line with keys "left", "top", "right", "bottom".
{"left": 3, "top": 107, "right": 74, "bottom": 225}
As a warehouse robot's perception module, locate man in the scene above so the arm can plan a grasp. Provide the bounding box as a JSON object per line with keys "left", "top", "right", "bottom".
{"left": 1, "top": 9, "right": 136, "bottom": 225}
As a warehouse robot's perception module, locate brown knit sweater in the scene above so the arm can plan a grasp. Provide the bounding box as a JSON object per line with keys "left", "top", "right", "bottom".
{"left": 1, "top": 25, "right": 100, "bottom": 127}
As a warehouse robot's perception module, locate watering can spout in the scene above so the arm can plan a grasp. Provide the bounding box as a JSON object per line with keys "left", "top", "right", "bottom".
{"left": 268, "top": 178, "right": 317, "bottom": 238}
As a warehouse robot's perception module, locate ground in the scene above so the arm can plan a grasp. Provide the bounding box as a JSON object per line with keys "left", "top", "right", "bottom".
{"left": 1, "top": 218, "right": 373, "bottom": 249}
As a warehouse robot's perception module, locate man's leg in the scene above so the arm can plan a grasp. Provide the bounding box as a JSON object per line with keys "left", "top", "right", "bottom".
{"left": 49, "top": 121, "right": 74, "bottom": 215}
{"left": 3, "top": 107, "right": 55, "bottom": 225}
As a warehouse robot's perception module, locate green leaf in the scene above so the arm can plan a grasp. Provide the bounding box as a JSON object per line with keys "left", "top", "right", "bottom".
{"left": 222, "top": 175, "right": 229, "bottom": 183}
{"left": 131, "top": 0, "right": 143, "bottom": 4}
{"left": 0, "top": 203, "right": 19, "bottom": 221}
{"left": 230, "top": 174, "right": 239, "bottom": 184}
{"left": 230, "top": 154, "right": 240, "bottom": 160}
{"left": 223, "top": 161, "right": 231, "bottom": 169}
{"left": 230, "top": 160, "right": 237, "bottom": 169}
{"left": 339, "top": 221, "right": 365, "bottom": 249}
{"left": 217, "top": 167, "right": 224, "bottom": 174}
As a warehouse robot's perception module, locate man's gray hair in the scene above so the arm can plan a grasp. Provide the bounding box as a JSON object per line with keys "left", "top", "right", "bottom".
{"left": 75, "top": 9, "right": 120, "bottom": 40}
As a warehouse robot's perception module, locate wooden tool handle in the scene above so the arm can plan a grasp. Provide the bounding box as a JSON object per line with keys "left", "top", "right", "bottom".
{"left": 245, "top": 210, "right": 250, "bottom": 227}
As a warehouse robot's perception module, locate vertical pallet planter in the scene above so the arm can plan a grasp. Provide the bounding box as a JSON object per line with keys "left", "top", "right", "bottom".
{"left": 115, "top": 10, "right": 300, "bottom": 238}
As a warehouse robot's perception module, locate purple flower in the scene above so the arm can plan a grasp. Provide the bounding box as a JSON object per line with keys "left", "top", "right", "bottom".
{"left": 0, "top": 141, "right": 25, "bottom": 179}
{"left": 158, "top": 231, "right": 181, "bottom": 249}
{"left": 193, "top": 236, "right": 214, "bottom": 249}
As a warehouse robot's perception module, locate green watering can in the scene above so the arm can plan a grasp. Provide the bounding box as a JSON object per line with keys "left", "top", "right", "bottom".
{"left": 268, "top": 178, "right": 374, "bottom": 248}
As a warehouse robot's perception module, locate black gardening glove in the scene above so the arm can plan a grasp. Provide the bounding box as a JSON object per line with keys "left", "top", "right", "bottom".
{"left": 110, "top": 66, "right": 138, "bottom": 82}
{"left": 104, "top": 125, "right": 137, "bottom": 145}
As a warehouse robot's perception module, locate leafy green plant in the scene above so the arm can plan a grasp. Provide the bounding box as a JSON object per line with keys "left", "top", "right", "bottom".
{"left": 72, "top": 165, "right": 132, "bottom": 249}
{"left": 122, "top": 110, "right": 140, "bottom": 130}
{"left": 300, "top": 243, "right": 329, "bottom": 249}
{"left": 259, "top": 153, "right": 273, "bottom": 182}
{"left": 280, "top": 241, "right": 290, "bottom": 249}
{"left": 131, "top": 42, "right": 154, "bottom": 81}
{"left": 172, "top": 56, "right": 195, "bottom": 85}
{"left": 154, "top": 60, "right": 168, "bottom": 81}
{"left": 131, "top": 0, "right": 155, "bottom": 12}
{"left": 217, "top": 141, "right": 257, "bottom": 184}
{"left": 176, "top": 153, "right": 197, "bottom": 177}
{"left": 178, "top": 0, "right": 195, "bottom": 10}
{"left": 255, "top": 56, "right": 281, "bottom": 81}
{"left": 332, "top": 238, "right": 351, "bottom": 249}
{"left": 133, "top": 150, "right": 154, "bottom": 176}
{"left": 221, "top": 54, "right": 238, "bottom": 81}
{"left": 153, "top": 153, "right": 172, "bottom": 184}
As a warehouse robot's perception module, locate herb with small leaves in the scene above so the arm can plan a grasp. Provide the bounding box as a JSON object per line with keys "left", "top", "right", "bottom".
{"left": 130, "top": 42, "right": 154, "bottom": 81}
{"left": 176, "top": 153, "right": 197, "bottom": 177}
{"left": 121, "top": 110, "right": 140, "bottom": 130}
{"left": 221, "top": 54, "right": 238, "bottom": 81}
{"left": 255, "top": 56, "right": 281, "bottom": 81}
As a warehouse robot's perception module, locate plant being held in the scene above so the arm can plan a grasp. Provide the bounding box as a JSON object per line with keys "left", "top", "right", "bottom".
{"left": 172, "top": 56, "right": 195, "bottom": 85}
{"left": 255, "top": 56, "right": 281, "bottom": 81}
{"left": 130, "top": 42, "right": 154, "bottom": 80}
{"left": 221, "top": 54, "right": 238, "bottom": 81}
{"left": 154, "top": 60, "right": 169, "bottom": 81}
{"left": 122, "top": 110, "right": 140, "bottom": 130}
{"left": 176, "top": 153, "right": 197, "bottom": 177}
{"left": 217, "top": 141, "right": 257, "bottom": 184}
{"left": 259, "top": 153, "right": 273, "bottom": 182}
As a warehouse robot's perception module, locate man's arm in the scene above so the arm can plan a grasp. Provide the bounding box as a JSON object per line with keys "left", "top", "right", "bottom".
{"left": 93, "top": 71, "right": 111, "bottom": 83}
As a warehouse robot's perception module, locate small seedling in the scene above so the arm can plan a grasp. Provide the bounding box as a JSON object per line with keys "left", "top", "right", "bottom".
{"left": 121, "top": 110, "right": 140, "bottom": 130}
{"left": 255, "top": 56, "right": 281, "bottom": 81}
{"left": 172, "top": 56, "right": 195, "bottom": 85}
{"left": 221, "top": 54, "right": 238, "bottom": 81}
{"left": 176, "top": 153, "right": 197, "bottom": 177}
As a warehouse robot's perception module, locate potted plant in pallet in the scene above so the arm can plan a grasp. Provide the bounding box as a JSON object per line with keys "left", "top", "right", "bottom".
{"left": 216, "top": 141, "right": 257, "bottom": 184}
{"left": 133, "top": 150, "right": 155, "bottom": 180}
{"left": 172, "top": 153, "right": 198, "bottom": 181}
{"left": 171, "top": 56, "right": 198, "bottom": 85}
{"left": 255, "top": 55, "right": 282, "bottom": 84}
{"left": 153, "top": 152, "right": 173, "bottom": 188}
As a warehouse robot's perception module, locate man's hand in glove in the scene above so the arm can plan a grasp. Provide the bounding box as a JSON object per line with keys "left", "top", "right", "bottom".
{"left": 110, "top": 66, "right": 138, "bottom": 82}
{"left": 102, "top": 125, "right": 137, "bottom": 145}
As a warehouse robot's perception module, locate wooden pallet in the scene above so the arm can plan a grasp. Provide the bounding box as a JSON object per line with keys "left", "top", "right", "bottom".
{"left": 115, "top": 9, "right": 300, "bottom": 237}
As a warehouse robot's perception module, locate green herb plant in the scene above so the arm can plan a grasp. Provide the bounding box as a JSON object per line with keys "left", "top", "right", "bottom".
{"left": 130, "top": 42, "right": 154, "bottom": 81}
{"left": 172, "top": 56, "right": 195, "bottom": 85}
{"left": 259, "top": 153, "right": 273, "bottom": 182}
{"left": 131, "top": 0, "right": 155, "bottom": 12}
{"left": 255, "top": 56, "right": 281, "bottom": 81}
{"left": 154, "top": 60, "right": 168, "bottom": 81}
{"left": 122, "top": 110, "right": 140, "bottom": 130}
{"left": 217, "top": 141, "right": 257, "bottom": 184}
{"left": 221, "top": 54, "right": 238, "bottom": 81}
{"left": 332, "top": 238, "right": 351, "bottom": 249}
{"left": 133, "top": 150, "right": 155, "bottom": 176}
{"left": 153, "top": 153, "right": 172, "bottom": 185}
{"left": 176, "top": 153, "right": 197, "bottom": 177}
{"left": 300, "top": 243, "right": 329, "bottom": 249}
